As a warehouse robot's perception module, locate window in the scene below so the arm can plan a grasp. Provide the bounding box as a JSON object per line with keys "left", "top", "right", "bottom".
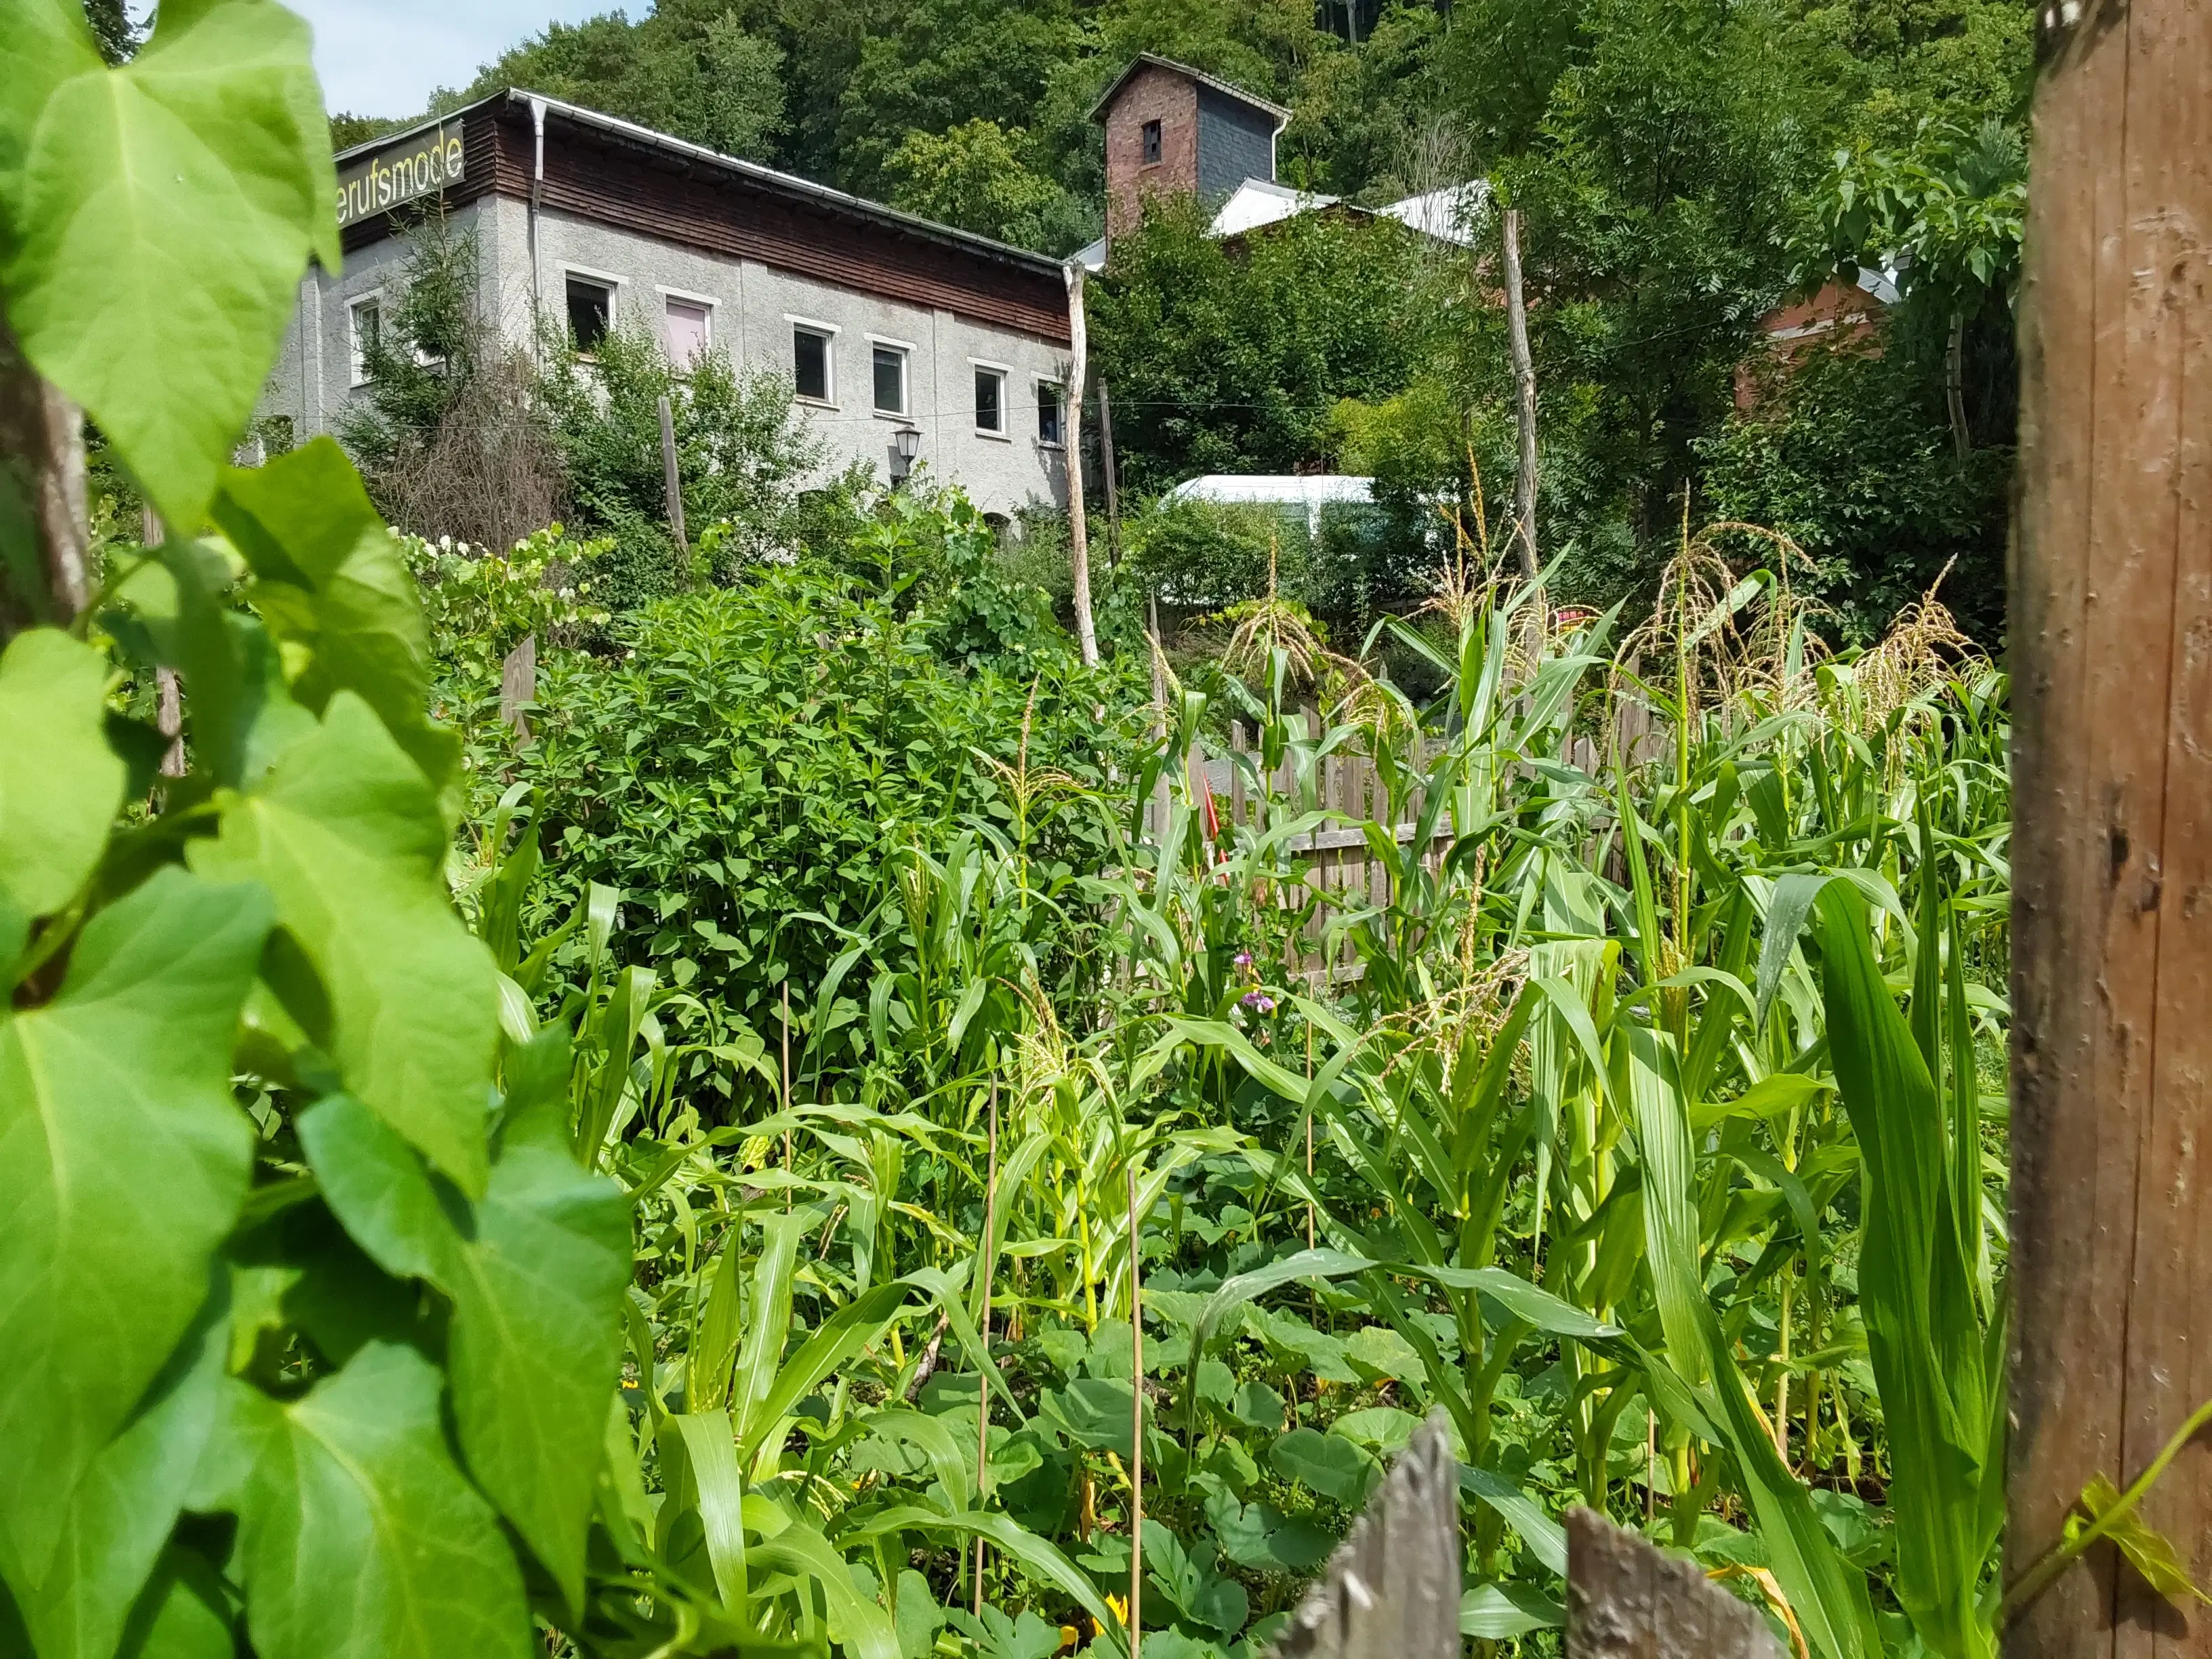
{"left": 565, "top": 274, "right": 613, "bottom": 353}
{"left": 1141, "top": 119, "right": 1162, "bottom": 165}
{"left": 872, "top": 344, "right": 907, "bottom": 415}
{"left": 347, "top": 295, "right": 381, "bottom": 386}
{"left": 974, "top": 366, "right": 1005, "bottom": 434}
{"left": 1036, "top": 380, "right": 1064, "bottom": 447}
{"left": 793, "top": 326, "right": 832, "bottom": 402}
{"left": 665, "top": 298, "right": 710, "bottom": 367}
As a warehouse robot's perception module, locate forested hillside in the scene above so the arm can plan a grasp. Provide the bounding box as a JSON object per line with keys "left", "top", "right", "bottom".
{"left": 333, "top": 0, "right": 2034, "bottom": 637}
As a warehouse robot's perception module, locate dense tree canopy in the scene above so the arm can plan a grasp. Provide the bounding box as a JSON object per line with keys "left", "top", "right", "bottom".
{"left": 340, "top": 0, "right": 2034, "bottom": 630}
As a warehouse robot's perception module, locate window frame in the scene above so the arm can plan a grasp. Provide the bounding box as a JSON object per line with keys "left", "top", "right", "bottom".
{"left": 657, "top": 286, "right": 716, "bottom": 369}
{"left": 971, "top": 359, "right": 1010, "bottom": 438}
{"left": 346, "top": 291, "right": 384, "bottom": 388}
{"left": 787, "top": 314, "right": 840, "bottom": 406}
{"left": 560, "top": 266, "right": 623, "bottom": 357}
{"left": 1036, "top": 378, "right": 1065, "bottom": 448}
{"left": 868, "top": 335, "right": 914, "bottom": 417}
{"left": 1141, "top": 119, "right": 1162, "bottom": 167}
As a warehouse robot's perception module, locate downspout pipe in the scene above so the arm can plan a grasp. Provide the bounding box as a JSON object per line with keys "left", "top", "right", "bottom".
{"left": 529, "top": 97, "right": 546, "bottom": 331}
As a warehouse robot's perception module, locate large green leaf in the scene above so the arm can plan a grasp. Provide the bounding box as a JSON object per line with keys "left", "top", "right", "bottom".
{"left": 1270, "top": 1428, "right": 1379, "bottom": 1506}
{"left": 192, "top": 692, "right": 497, "bottom": 1195}
{"left": 854, "top": 1508, "right": 1127, "bottom": 1659}
{"left": 210, "top": 443, "right": 457, "bottom": 790}
{"left": 299, "top": 1090, "right": 630, "bottom": 1611}
{"left": 0, "top": 0, "right": 338, "bottom": 530}
{"left": 1812, "top": 884, "right": 1992, "bottom": 1658}
{"left": 0, "top": 628, "right": 124, "bottom": 966}
{"left": 205, "top": 1343, "right": 533, "bottom": 1659}
{"left": 0, "top": 867, "right": 266, "bottom": 1588}
{"left": 17, "top": 1297, "right": 228, "bottom": 1659}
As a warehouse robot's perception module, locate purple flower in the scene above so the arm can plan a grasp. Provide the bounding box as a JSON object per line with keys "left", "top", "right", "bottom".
{"left": 1233, "top": 950, "right": 1253, "bottom": 969}
{"left": 1240, "top": 990, "right": 1276, "bottom": 1015}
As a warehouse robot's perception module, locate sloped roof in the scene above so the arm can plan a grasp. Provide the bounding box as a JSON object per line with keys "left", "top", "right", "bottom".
{"left": 1086, "top": 54, "right": 1292, "bottom": 128}
{"left": 1209, "top": 178, "right": 1340, "bottom": 237}
{"left": 1378, "top": 181, "right": 1490, "bottom": 246}
{"left": 338, "top": 89, "right": 1067, "bottom": 277}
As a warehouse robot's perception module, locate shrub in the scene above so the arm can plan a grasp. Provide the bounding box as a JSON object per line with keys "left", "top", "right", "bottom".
{"left": 1698, "top": 339, "right": 2011, "bottom": 642}
{"left": 502, "top": 550, "right": 1150, "bottom": 1076}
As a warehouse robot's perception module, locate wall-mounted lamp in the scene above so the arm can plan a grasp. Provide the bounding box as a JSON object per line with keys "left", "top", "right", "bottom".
{"left": 890, "top": 424, "right": 922, "bottom": 484}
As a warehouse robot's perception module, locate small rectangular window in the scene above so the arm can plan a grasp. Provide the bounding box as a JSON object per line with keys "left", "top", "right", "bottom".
{"left": 348, "top": 295, "right": 381, "bottom": 386}
{"left": 872, "top": 344, "right": 907, "bottom": 415}
{"left": 1141, "top": 119, "right": 1162, "bottom": 165}
{"left": 565, "top": 275, "right": 613, "bottom": 354}
{"left": 665, "top": 298, "right": 710, "bottom": 367}
{"left": 974, "top": 367, "right": 1004, "bottom": 434}
{"left": 794, "top": 327, "right": 832, "bottom": 402}
{"left": 1037, "top": 380, "right": 1064, "bottom": 447}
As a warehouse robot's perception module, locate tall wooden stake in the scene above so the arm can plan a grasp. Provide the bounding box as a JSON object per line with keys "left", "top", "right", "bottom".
{"left": 2009, "top": 5, "right": 2212, "bottom": 1655}
{"left": 1500, "top": 207, "right": 1540, "bottom": 586}
{"left": 0, "top": 319, "right": 87, "bottom": 636}
{"left": 1098, "top": 377, "right": 1122, "bottom": 573}
{"left": 139, "top": 506, "right": 187, "bottom": 779}
{"left": 1063, "top": 262, "right": 1098, "bottom": 667}
{"left": 975, "top": 1082, "right": 998, "bottom": 1618}
{"left": 657, "top": 392, "right": 688, "bottom": 562}
{"left": 1127, "top": 1160, "right": 1143, "bottom": 1659}
{"left": 780, "top": 981, "right": 793, "bottom": 1212}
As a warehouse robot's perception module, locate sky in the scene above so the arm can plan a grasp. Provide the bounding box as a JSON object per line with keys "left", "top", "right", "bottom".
{"left": 289, "top": 0, "right": 614, "bottom": 119}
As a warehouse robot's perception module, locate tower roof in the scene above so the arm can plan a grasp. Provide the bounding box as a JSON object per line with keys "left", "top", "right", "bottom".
{"left": 1086, "top": 54, "right": 1292, "bottom": 129}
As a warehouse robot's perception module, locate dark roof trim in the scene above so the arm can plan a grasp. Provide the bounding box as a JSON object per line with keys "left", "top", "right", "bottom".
{"left": 337, "top": 89, "right": 1069, "bottom": 279}
{"left": 1086, "top": 54, "right": 1292, "bottom": 127}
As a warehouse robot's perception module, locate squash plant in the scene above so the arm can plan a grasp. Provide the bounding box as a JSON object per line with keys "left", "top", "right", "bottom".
{"left": 0, "top": 3, "right": 640, "bottom": 1655}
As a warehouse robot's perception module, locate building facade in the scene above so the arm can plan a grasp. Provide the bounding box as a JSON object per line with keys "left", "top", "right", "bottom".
{"left": 264, "top": 92, "right": 1077, "bottom": 520}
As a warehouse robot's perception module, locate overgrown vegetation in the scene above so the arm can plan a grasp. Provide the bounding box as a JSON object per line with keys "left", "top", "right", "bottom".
{"left": 331, "top": 0, "right": 2033, "bottom": 638}
{"left": 21, "top": 9, "right": 2198, "bottom": 1659}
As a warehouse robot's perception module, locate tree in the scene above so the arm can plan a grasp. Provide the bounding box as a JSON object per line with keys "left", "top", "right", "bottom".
{"left": 1090, "top": 200, "right": 1429, "bottom": 496}
{"left": 884, "top": 119, "right": 1090, "bottom": 252}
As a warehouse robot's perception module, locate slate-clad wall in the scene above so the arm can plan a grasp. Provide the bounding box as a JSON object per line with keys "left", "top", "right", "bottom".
{"left": 1195, "top": 87, "right": 1278, "bottom": 202}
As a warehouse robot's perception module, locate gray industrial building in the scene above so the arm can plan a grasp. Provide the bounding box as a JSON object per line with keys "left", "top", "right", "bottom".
{"left": 262, "top": 90, "right": 1077, "bottom": 522}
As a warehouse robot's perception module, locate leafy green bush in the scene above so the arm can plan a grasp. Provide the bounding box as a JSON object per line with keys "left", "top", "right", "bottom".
{"left": 506, "top": 548, "right": 1149, "bottom": 1083}
{"left": 536, "top": 322, "right": 830, "bottom": 606}
{"left": 1698, "top": 342, "right": 2011, "bottom": 642}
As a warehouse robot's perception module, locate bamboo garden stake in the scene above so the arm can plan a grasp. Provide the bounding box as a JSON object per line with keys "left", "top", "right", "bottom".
{"left": 781, "top": 981, "right": 793, "bottom": 1212}
{"left": 1127, "top": 1160, "right": 1145, "bottom": 1659}
{"left": 975, "top": 1082, "right": 998, "bottom": 1617}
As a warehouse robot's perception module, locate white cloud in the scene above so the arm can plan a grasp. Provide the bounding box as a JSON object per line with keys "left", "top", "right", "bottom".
{"left": 291, "top": 0, "right": 619, "bottom": 120}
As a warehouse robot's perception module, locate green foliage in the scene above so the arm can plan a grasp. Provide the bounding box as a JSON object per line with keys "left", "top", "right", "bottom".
{"left": 504, "top": 543, "right": 1148, "bottom": 1086}
{"left": 2, "top": 0, "right": 337, "bottom": 532}
{"left": 405, "top": 525, "right": 611, "bottom": 696}
{"left": 1804, "top": 119, "right": 2027, "bottom": 319}
{"left": 1699, "top": 343, "right": 2010, "bottom": 643}
{"left": 536, "top": 322, "right": 827, "bottom": 605}
{"left": 1090, "top": 202, "right": 1429, "bottom": 496}
{"left": 884, "top": 119, "right": 1092, "bottom": 254}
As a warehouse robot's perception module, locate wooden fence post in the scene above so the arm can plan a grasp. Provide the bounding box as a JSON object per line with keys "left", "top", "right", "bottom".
{"left": 1563, "top": 1510, "right": 1782, "bottom": 1659}
{"left": 2009, "top": 3, "right": 2212, "bottom": 1656}
{"left": 1272, "top": 1412, "right": 1460, "bottom": 1659}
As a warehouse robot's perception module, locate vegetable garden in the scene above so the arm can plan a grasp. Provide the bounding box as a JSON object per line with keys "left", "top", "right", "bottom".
{"left": 1, "top": 5, "right": 2196, "bottom": 1659}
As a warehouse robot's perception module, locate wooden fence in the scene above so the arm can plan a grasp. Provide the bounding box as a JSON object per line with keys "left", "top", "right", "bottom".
{"left": 1270, "top": 1410, "right": 1784, "bottom": 1659}
{"left": 1139, "top": 699, "right": 1666, "bottom": 980}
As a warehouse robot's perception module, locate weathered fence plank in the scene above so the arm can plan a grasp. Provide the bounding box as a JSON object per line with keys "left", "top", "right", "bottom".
{"left": 1563, "top": 1509, "right": 1784, "bottom": 1659}
{"left": 1271, "top": 1412, "right": 1461, "bottom": 1659}
{"left": 2009, "top": 3, "right": 2212, "bottom": 1656}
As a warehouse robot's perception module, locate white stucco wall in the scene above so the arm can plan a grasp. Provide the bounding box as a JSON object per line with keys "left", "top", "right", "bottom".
{"left": 265, "top": 196, "right": 1071, "bottom": 521}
